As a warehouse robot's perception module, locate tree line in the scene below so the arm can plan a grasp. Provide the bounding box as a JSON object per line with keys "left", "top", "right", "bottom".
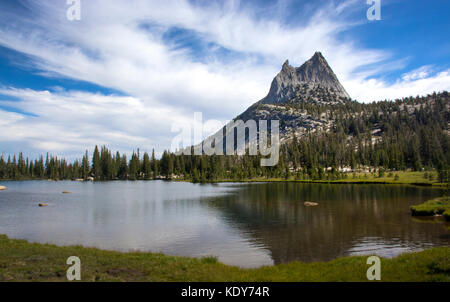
{"left": 1, "top": 92, "right": 449, "bottom": 183}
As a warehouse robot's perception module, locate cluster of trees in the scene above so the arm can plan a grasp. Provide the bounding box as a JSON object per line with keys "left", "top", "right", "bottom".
{"left": 0, "top": 146, "right": 159, "bottom": 181}
{"left": 1, "top": 92, "right": 449, "bottom": 183}
{"left": 281, "top": 92, "right": 449, "bottom": 172}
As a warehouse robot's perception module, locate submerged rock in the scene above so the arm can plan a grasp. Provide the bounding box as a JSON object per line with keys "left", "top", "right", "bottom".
{"left": 304, "top": 202, "right": 319, "bottom": 206}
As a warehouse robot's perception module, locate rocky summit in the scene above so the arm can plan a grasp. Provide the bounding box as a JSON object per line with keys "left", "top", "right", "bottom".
{"left": 259, "top": 52, "right": 350, "bottom": 105}
{"left": 235, "top": 51, "right": 352, "bottom": 142}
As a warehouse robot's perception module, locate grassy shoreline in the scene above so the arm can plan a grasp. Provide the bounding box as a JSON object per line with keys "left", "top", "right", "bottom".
{"left": 178, "top": 171, "right": 449, "bottom": 187}
{"left": 0, "top": 235, "right": 448, "bottom": 282}
{"left": 411, "top": 196, "right": 450, "bottom": 221}
{"left": 1, "top": 171, "right": 448, "bottom": 187}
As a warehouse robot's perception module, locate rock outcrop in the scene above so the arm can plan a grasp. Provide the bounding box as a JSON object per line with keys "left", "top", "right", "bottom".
{"left": 259, "top": 52, "right": 350, "bottom": 104}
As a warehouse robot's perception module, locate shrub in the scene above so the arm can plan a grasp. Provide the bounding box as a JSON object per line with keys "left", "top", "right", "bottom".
{"left": 201, "top": 256, "right": 218, "bottom": 264}
{"left": 410, "top": 197, "right": 450, "bottom": 216}
{"left": 443, "top": 210, "right": 450, "bottom": 222}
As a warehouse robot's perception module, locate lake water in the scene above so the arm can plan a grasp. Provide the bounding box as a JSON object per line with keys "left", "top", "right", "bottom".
{"left": 0, "top": 181, "right": 448, "bottom": 268}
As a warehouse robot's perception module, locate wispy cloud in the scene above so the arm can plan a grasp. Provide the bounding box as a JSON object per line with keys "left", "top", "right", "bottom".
{"left": 401, "top": 65, "right": 434, "bottom": 82}
{"left": 0, "top": 0, "right": 448, "bottom": 156}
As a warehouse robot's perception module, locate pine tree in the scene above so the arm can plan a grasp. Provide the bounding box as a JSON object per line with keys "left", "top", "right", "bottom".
{"left": 92, "top": 146, "right": 101, "bottom": 180}
{"left": 152, "top": 149, "right": 158, "bottom": 179}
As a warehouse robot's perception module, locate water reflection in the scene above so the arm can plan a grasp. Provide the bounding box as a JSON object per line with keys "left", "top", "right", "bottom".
{"left": 203, "top": 183, "right": 449, "bottom": 264}
{"left": 0, "top": 181, "right": 448, "bottom": 267}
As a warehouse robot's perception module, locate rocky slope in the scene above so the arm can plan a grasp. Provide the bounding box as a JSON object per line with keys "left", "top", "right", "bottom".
{"left": 202, "top": 52, "right": 449, "bottom": 150}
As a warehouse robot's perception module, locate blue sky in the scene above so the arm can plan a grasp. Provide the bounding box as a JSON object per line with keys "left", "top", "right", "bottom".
{"left": 0, "top": 0, "right": 449, "bottom": 159}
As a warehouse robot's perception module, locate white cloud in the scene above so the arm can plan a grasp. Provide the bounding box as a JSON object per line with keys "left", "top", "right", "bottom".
{"left": 0, "top": 87, "right": 229, "bottom": 158}
{"left": 0, "top": 88, "right": 171, "bottom": 156}
{"left": 0, "top": 110, "right": 24, "bottom": 127}
{"left": 401, "top": 65, "right": 434, "bottom": 82}
{"left": 345, "top": 70, "right": 450, "bottom": 102}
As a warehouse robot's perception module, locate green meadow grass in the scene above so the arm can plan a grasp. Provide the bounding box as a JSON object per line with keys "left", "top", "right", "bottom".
{"left": 411, "top": 196, "right": 450, "bottom": 220}
{"left": 180, "top": 171, "right": 448, "bottom": 187}
{"left": 0, "top": 235, "right": 448, "bottom": 282}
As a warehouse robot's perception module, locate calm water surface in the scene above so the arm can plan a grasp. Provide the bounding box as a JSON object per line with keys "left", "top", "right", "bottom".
{"left": 0, "top": 181, "right": 448, "bottom": 267}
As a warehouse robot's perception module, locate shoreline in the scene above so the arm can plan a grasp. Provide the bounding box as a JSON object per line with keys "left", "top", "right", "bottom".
{"left": 411, "top": 196, "right": 450, "bottom": 221}
{"left": 1, "top": 177, "right": 447, "bottom": 188}
{"left": 177, "top": 178, "right": 447, "bottom": 187}
{"left": 0, "top": 234, "right": 448, "bottom": 282}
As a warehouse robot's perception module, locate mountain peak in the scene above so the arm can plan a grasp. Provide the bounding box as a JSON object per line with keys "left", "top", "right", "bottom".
{"left": 308, "top": 51, "right": 329, "bottom": 70}
{"left": 260, "top": 52, "right": 350, "bottom": 104}
{"left": 295, "top": 52, "right": 344, "bottom": 88}
{"left": 312, "top": 51, "right": 325, "bottom": 60}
